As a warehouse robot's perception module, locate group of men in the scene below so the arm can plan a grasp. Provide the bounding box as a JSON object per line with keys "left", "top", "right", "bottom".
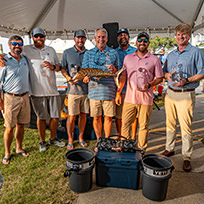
{"left": 0, "top": 23, "right": 204, "bottom": 172}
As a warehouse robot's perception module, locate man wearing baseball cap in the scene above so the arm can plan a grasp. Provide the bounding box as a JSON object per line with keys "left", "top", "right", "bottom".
{"left": 115, "top": 28, "right": 137, "bottom": 137}
{"left": 61, "top": 29, "right": 89, "bottom": 150}
{"left": 117, "top": 31, "right": 164, "bottom": 151}
{"left": 23, "top": 27, "right": 66, "bottom": 152}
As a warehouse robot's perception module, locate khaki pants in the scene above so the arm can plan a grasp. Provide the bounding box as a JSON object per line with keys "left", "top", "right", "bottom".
{"left": 165, "top": 88, "right": 196, "bottom": 161}
{"left": 121, "top": 102, "right": 153, "bottom": 149}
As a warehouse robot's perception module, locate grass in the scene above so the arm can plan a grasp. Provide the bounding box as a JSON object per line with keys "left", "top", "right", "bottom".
{"left": 0, "top": 118, "right": 96, "bottom": 204}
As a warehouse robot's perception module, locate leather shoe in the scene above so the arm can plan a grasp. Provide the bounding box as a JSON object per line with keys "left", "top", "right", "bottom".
{"left": 162, "top": 150, "right": 175, "bottom": 157}
{"left": 183, "top": 160, "right": 191, "bottom": 172}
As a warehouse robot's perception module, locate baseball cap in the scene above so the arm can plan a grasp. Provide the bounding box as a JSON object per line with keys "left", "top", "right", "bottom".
{"left": 74, "top": 30, "right": 86, "bottom": 37}
{"left": 137, "top": 32, "right": 149, "bottom": 40}
{"left": 117, "top": 28, "right": 129, "bottom": 36}
{"left": 32, "top": 28, "right": 45, "bottom": 36}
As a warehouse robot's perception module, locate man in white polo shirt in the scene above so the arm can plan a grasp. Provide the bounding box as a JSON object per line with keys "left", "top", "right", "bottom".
{"left": 24, "top": 28, "right": 66, "bottom": 152}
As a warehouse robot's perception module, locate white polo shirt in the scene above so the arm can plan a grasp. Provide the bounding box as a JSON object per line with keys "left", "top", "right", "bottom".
{"left": 23, "top": 45, "right": 60, "bottom": 96}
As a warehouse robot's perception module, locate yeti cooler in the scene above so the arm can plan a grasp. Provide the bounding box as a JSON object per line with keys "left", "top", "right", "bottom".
{"left": 95, "top": 150, "right": 141, "bottom": 190}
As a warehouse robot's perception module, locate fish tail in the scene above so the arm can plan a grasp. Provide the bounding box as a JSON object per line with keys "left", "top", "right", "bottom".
{"left": 114, "top": 67, "right": 126, "bottom": 90}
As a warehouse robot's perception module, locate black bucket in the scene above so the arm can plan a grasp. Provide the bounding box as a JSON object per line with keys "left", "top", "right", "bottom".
{"left": 142, "top": 154, "right": 174, "bottom": 177}
{"left": 141, "top": 170, "right": 171, "bottom": 201}
{"left": 141, "top": 154, "right": 174, "bottom": 201}
{"left": 64, "top": 148, "right": 94, "bottom": 193}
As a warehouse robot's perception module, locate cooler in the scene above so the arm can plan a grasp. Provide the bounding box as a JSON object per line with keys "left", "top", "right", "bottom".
{"left": 95, "top": 150, "right": 141, "bottom": 190}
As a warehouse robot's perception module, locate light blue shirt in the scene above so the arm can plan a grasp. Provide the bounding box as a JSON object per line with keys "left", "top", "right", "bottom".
{"left": 0, "top": 53, "right": 29, "bottom": 94}
{"left": 116, "top": 45, "right": 137, "bottom": 94}
{"left": 82, "top": 45, "right": 121, "bottom": 100}
{"left": 163, "top": 43, "right": 204, "bottom": 89}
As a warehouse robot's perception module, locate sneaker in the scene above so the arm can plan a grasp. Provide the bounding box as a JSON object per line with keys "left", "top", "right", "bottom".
{"left": 49, "top": 138, "right": 66, "bottom": 147}
{"left": 39, "top": 141, "right": 47, "bottom": 152}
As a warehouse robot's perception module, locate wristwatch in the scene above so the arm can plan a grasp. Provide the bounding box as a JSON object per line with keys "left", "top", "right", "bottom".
{"left": 148, "top": 83, "right": 151, "bottom": 88}
{"left": 185, "top": 78, "right": 189, "bottom": 84}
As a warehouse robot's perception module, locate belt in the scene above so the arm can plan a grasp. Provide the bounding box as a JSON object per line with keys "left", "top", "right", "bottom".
{"left": 168, "top": 86, "right": 194, "bottom": 93}
{"left": 5, "top": 92, "right": 28, "bottom": 97}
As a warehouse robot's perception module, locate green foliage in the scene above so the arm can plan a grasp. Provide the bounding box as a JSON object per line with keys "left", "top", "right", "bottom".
{"left": 148, "top": 36, "right": 177, "bottom": 50}
{"left": 0, "top": 119, "right": 96, "bottom": 204}
{"left": 196, "top": 42, "right": 204, "bottom": 47}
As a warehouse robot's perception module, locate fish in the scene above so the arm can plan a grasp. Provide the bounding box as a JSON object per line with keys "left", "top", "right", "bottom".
{"left": 68, "top": 64, "right": 125, "bottom": 90}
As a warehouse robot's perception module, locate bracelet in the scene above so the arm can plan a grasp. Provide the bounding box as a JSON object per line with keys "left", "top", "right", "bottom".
{"left": 53, "top": 65, "right": 56, "bottom": 70}
{"left": 148, "top": 83, "right": 151, "bottom": 88}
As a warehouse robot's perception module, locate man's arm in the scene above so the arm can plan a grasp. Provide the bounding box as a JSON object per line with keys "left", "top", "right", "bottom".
{"left": 43, "top": 61, "right": 61, "bottom": 71}
{"left": 0, "top": 55, "right": 7, "bottom": 67}
{"left": 61, "top": 67, "right": 73, "bottom": 85}
{"left": 138, "top": 77, "right": 164, "bottom": 92}
{"left": 173, "top": 74, "right": 204, "bottom": 87}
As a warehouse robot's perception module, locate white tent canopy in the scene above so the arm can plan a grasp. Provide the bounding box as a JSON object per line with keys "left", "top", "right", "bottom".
{"left": 0, "top": 0, "right": 204, "bottom": 39}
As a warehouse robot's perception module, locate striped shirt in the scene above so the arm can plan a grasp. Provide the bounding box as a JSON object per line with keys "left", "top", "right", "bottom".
{"left": 82, "top": 45, "right": 121, "bottom": 100}
{"left": 0, "top": 53, "right": 29, "bottom": 94}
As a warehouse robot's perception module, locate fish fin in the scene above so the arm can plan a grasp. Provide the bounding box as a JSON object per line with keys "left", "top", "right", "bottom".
{"left": 95, "top": 77, "right": 101, "bottom": 81}
{"left": 114, "top": 67, "right": 126, "bottom": 90}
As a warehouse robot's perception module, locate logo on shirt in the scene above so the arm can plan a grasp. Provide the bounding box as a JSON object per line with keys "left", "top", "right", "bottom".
{"left": 145, "top": 62, "right": 148, "bottom": 65}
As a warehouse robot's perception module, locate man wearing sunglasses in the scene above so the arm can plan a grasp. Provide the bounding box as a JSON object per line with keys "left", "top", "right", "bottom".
{"left": 61, "top": 30, "right": 89, "bottom": 150}
{"left": 115, "top": 28, "right": 138, "bottom": 138}
{"left": 82, "top": 28, "right": 120, "bottom": 145}
{"left": 118, "top": 32, "right": 164, "bottom": 151}
{"left": 0, "top": 35, "right": 30, "bottom": 164}
{"left": 162, "top": 23, "right": 204, "bottom": 172}
{"left": 23, "top": 28, "right": 65, "bottom": 152}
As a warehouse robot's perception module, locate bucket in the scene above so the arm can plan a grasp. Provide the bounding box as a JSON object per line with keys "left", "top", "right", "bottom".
{"left": 142, "top": 154, "right": 174, "bottom": 177}
{"left": 141, "top": 170, "right": 171, "bottom": 201}
{"left": 64, "top": 148, "right": 94, "bottom": 193}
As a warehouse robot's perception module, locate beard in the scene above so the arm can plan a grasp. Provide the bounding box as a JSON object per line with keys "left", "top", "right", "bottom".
{"left": 137, "top": 45, "right": 147, "bottom": 53}
{"left": 119, "top": 38, "right": 128, "bottom": 47}
{"left": 34, "top": 39, "right": 45, "bottom": 48}
{"left": 12, "top": 47, "right": 22, "bottom": 55}
{"left": 76, "top": 42, "right": 85, "bottom": 50}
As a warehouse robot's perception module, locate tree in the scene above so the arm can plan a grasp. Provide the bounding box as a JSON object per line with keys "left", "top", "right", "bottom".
{"left": 148, "top": 36, "right": 177, "bottom": 50}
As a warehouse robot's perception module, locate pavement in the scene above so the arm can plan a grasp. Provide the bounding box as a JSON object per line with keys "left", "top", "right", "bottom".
{"left": 76, "top": 94, "right": 204, "bottom": 204}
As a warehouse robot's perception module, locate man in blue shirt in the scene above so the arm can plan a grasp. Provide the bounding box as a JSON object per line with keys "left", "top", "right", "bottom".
{"left": 159, "top": 48, "right": 167, "bottom": 65}
{"left": 82, "top": 28, "right": 120, "bottom": 144}
{"left": 162, "top": 23, "right": 204, "bottom": 172}
{"left": 0, "top": 35, "right": 30, "bottom": 164}
{"left": 115, "top": 28, "right": 137, "bottom": 137}
{"left": 61, "top": 30, "right": 89, "bottom": 150}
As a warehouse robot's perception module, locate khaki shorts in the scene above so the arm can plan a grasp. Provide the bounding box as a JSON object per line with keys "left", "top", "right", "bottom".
{"left": 4, "top": 93, "right": 30, "bottom": 127}
{"left": 90, "top": 99, "right": 116, "bottom": 117}
{"left": 68, "top": 94, "right": 89, "bottom": 116}
{"left": 116, "top": 93, "right": 126, "bottom": 119}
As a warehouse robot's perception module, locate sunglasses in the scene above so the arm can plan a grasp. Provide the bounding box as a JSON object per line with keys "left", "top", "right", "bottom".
{"left": 11, "top": 42, "right": 23, "bottom": 46}
{"left": 33, "top": 34, "right": 45, "bottom": 38}
{"left": 137, "top": 38, "right": 149, "bottom": 43}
